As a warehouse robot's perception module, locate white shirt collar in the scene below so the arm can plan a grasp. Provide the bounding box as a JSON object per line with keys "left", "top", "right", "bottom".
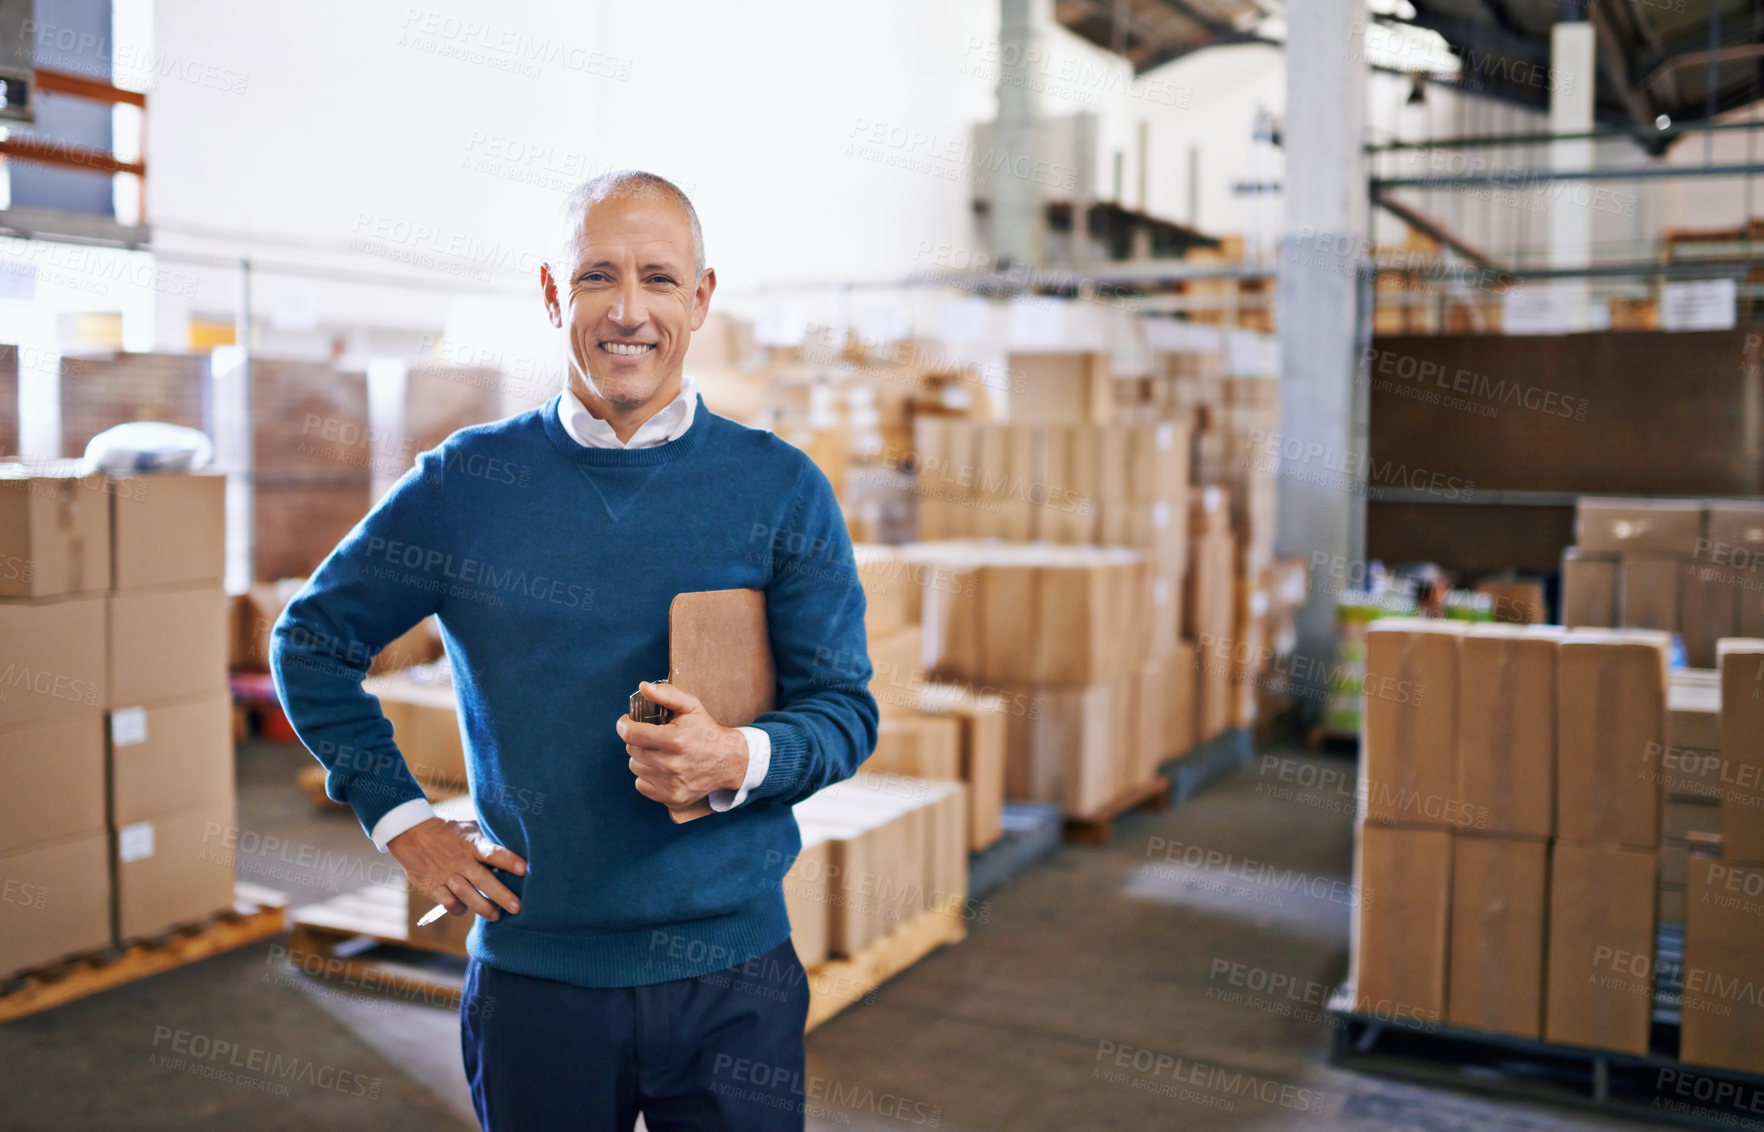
{"left": 557, "top": 375, "right": 698, "bottom": 450}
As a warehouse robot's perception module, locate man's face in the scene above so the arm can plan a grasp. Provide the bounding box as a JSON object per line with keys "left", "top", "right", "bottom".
{"left": 542, "top": 192, "right": 714, "bottom": 411}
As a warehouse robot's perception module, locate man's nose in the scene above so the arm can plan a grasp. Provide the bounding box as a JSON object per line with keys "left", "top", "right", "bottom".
{"left": 607, "top": 278, "right": 647, "bottom": 327}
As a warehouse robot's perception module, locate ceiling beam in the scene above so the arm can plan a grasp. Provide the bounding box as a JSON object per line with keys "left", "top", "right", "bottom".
{"left": 1585, "top": 2, "right": 1666, "bottom": 151}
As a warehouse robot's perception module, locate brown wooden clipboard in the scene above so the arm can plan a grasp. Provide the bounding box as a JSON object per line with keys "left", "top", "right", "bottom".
{"left": 660, "top": 588, "right": 775, "bottom": 822}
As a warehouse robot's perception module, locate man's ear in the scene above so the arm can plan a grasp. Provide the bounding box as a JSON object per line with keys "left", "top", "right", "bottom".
{"left": 540, "top": 263, "right": 563, "bottom": 329}
{"left": 688, "top": 267, "right": 717, "bottom": 331}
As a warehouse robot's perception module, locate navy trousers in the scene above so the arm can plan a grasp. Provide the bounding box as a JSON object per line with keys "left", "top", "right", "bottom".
{"left": 460, "top": 936, "right": 811, "bottom": 1131}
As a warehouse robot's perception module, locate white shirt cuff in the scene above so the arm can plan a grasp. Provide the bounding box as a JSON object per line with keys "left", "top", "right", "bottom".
{"left": 369, "top": 796, "right": 438, "bottom": 852}
{"left": 708, "top": 727, "right": 771, "bottom": 812}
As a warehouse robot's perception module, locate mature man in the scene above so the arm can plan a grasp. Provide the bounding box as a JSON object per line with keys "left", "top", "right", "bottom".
{"left": 271, "top": 170, "right": 878, "bottom": 1130}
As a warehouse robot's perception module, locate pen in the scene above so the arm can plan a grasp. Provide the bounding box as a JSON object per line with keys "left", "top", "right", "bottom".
{"left": 416, "top": 903, "right": 449, "bottom": 927}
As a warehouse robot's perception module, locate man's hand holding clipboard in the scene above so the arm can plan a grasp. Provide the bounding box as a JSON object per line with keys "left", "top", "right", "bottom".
{"left": 618, "top": 589, "right": 776, "bottom": 823}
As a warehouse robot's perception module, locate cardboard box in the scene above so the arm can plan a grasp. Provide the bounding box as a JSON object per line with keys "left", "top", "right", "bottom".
{"left": 1544, "top": 841, "right": 1657, "bottom": 1055}
{"left": 1681, "top": 562, "right": 1738, "bottom": 669}
{"left": 915, "top": 685, "right": 1007, "bottom": 852}
{"left": 0, "top": 715, "right": 106, "bottom": 854}
{"left": 1448, "top": 834, "right": 1547, "bottom": 1038}
{"left": 107, "top": 585, "right": 228, "bottom": 709}
{"left": 1706, "top": 501, "right": 1764, "bottom": 552}
{"left": 1681, "top": 857, "right": 1764, "bottom": 1073}
{"left": 1561, "top": 549, "right": 1618, "bottom": 629}
{"left": 0, "top": 464, "right": 111, "bottom": 597}
{"left": 868, "top": 714, "right": 962, "bottom": 781}
{"left": 1007, "top": 352, "right": 1113, "bottom": 425}
{"left": 868, "top": 625, "right": 925, "bottom": 716}
{"left": 1001, "top": 682, "right": 1117, "bottom": 814}
{"left": 1457, "top": 625, "right": 1559, "bottom": 838}
{"left": 1362, "top": 619, "right": 1468, "bottom": 829}
{"left": 0, "top": 832, "right": 112, "bottom": 976}
{"left": 853, "top": 545, "right": 914, "bottom": 639}
{"left": 110, "top": 473, "right": 226, "bottom": 591}
{"left": 0, "top": 596, "right": 106, "bottom": 729}
{"left": 1718, "top": 640, "right": 1764, "bottom": 862}
{"left": 1618, "top": 553, "right": 1683, "bottom": 632}
{"left": 108, "top": 691, "right": 234, "bottom": 827}
{"left": 1474, "top": 579, "right": 1546, "bottom": 625}
{"left": 1148, "top": 570, "right": 1181, "bottom": 658}
{"left": 363, "top": 672, "right": 468, "bottom": 792}
{"left": 1556, "top": 631, "right": 1669, "bottom": 848}
{"left": 1576, "top": 497, "right": 1703, "bottom": 556}
{"left": 1353, "top": 824, "right": 1450, "bottom": 1021}
{"left": 784, "top": 831, "right": 831, "bottom": 967}
{"left": 114, "top": 801, "right": 237, "bottom": 941}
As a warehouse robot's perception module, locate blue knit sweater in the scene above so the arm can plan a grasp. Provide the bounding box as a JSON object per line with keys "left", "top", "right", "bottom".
{"left": 271, "top": 395, "right": 878, "bottom": 986}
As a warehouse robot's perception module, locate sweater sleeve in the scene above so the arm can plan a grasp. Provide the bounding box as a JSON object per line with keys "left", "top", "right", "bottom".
{"left": 747, "top": 459, "right": 880, "bottom": 805}
{"left": 269, "top": 448, "right": 447, "bottom": 838}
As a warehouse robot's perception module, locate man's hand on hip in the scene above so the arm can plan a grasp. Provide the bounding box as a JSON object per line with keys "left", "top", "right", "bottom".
{"left": 389, "top": 817, "right": 526, "bottom": 921}
{"left": 619, "top": 680, "right": 750, "bottom": 809}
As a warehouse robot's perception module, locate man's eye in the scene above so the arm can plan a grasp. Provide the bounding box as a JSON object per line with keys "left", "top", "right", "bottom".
{"left": 578, "top": 272, "right": 608, "bottom": 283}
{"left": 649, "top": 276, "right": 676, "bottom": 286}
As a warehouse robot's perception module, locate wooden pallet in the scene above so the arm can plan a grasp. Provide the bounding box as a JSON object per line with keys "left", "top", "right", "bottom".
{"left": 1326, "top": 985, "right": 1764, "bottom": 1129}
{"left": 288, "top": 883, "right": 966, "bottom": 1032}
{"left": 805, "top": 908, "right": 966, "bottom": 1032}
{"left": 0, "top": 883, "right": 288, "bottom": 1023}
{"left": 1062, "top": 775, "right": 1171, "bottom": 847}
{"left": 287, "top": 883, "right": 471, "bottom": 1010}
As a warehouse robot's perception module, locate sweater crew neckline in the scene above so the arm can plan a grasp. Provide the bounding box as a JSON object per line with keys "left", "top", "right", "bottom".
{"left": 541, "top": 391, "right": 715, "bottom": 466}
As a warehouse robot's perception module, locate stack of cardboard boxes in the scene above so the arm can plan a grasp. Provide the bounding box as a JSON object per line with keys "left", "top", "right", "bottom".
{"left": 1353, "top": 619, "right": 1671, "bottom": 1056}
{"left": 892, "top": 541, "right": 1163, "bottom": 815}
{"left": 1563, "top": 498, "right": 1764, "bottom": 666}
{"left": 1352, "top": 618, "right": 1466, "bottom": 1029}
{"left": 0, "top": 466, "right": 235, "bottom": 977}
{"left": 1680, "top": 641, "right": 1764, "bottom": 1074}
{"left": 0, "top": 464, "right": 115, "bottom": 977}
{"left": 1185, "top": 487, "right": 1235, "bottom": 745}
{"left": 789, "top": 772, "right": 967, "bottom": 966}
{"left": 855, "top": 545, "right": 1007, "bottom": 853}
{"left": 1546, "top": 630, "right": 1668, "bottom": 1054}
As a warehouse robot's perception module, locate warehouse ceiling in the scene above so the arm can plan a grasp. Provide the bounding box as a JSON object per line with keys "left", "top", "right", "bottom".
{"left": 1053, "top": 0, "right": 1274, "bottom": 72}
{"left": 1381, "top": 1, "right": 1763, "bottom": 152}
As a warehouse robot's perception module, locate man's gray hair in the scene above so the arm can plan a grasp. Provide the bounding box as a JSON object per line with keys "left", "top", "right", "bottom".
{"left": 554, "top": 170, "right": 705, "bottom": 277}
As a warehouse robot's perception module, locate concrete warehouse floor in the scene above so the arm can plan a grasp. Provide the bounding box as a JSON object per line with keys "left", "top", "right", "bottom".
{"left": 0, "top": 739, "right": 1632, "bottom": 1131}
